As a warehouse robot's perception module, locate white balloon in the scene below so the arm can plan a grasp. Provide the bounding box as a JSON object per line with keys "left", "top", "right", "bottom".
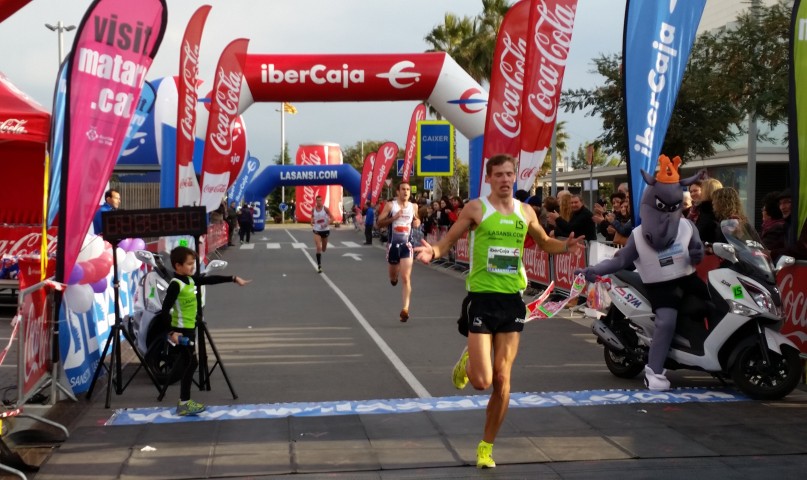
{"left": 88, "top": 236, "right": 105, "bottom": 259}
{"left": 64, "top": 284, "right": 94, "bottom": 313}
{"left": 121, "top": 251, "right": 138, "bottom": 273}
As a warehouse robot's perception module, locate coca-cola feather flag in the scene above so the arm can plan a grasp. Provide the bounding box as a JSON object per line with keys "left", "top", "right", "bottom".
{"left": 200, "top": 38, "right": 249, "bottom": 213}
{"left": 0, "top": 0, "right": 32, "bottom": 24}
{"left": 517, "top": 0, "right": 579, "bottom": 191}
{"left": 176, "top": 4, "right": 211, "bottom": 207}
{"left": 57, "top": 0, "right": 167, "bottom": 281}
{"left": 402, "top": 104, "right": 426, "bottom": 183}
{"left": 369, "top": 142, "right": 398, "bottom": 205}
{"left": 479, "top": 0, "right": 531, "bottom": 197}
{"left": 359, "top": 152, "right": 376, "bottom": 207}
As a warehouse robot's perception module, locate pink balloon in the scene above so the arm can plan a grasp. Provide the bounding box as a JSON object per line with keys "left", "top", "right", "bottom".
{"left": 78, "top": 261, "right": 96, "bottom": 285}
{"left": 88, "top": 257, "right": 110, "bottom": 282}
{"left": 130, "top": 238, "right": 146, "bottom": 251}
{"left": 118, "top": 238, "right": 132, "bottom": 252}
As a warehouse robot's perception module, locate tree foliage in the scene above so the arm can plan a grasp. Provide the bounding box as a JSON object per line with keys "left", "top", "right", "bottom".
{"left": 560, "top": 1, "right": 791, "bottom": 164}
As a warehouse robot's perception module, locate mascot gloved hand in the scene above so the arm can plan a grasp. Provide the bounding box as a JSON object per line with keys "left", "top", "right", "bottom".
{"left": 574, "top": 267, "right": 599, "bottom": 284}
{"left": 578, "top": 155, "right": 706, "bottom": 391}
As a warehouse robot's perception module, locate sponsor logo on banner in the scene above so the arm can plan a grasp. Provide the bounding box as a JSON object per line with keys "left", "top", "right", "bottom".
{"left": 369, "top": 142, "right": 398, "bottom": 205}
{"left": 402, "top": 104, "right": 426, "bottom": 183}
{"left": 553, "top": 246, "right": 585, "bottom": 291}
{"left": 447, "top": 87, "right": 487, "bottom": 114}
{"left": 0, "top": 118, "right": 28, "bottom": 135}
{"left": 295, "top": 145, "right": 329, "bottom": 222}
{"left": 455, "top": 232, "right": 470, "bottom": 263}
{"left": 360, "top": 152, "right": 376, "bottom": 206}
{"left": 518, "top": 0, "right": 578, "bottom": 190}
{"left": 778, "top": 267, "right": 807, "bottom": 352}
{"left": 375, "top": 61, "right": 421, "bottom": 89}
{"left": 524, "top": 244, "right": 550, "bottom": 284}
{"left": 262, "top": 63, "right": 365, "bottom": 88}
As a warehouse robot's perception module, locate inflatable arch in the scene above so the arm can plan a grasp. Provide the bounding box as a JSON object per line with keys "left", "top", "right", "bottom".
{"left": 236, "top": 52, "right": 489, "bottom": 202}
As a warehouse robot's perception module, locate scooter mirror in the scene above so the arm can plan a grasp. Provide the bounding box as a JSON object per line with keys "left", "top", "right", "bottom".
{"left": 134, "top": 250, "right": 157, "bottom": 267}
{"left": 712, "top": 243, "right": 738, "bottom": 264}
{"left": 206, "top": 259, "right": 228, "bottom": 274}
{"left": 774, "top": 255, "right": 796, "bottom": 272}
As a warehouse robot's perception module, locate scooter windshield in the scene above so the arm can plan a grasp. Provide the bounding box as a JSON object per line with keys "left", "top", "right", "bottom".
{"left": 720, "top": 219, "right": 775, "bottom": 284}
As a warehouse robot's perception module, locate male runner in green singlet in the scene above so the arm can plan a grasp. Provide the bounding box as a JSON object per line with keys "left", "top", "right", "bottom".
{"left": 415, "top": 154, "right": 584, "bottom": 468}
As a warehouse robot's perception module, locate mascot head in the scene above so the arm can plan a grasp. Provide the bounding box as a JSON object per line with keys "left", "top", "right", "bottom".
{"left": 639, "top": 155, "right": 702, "bottom": 251}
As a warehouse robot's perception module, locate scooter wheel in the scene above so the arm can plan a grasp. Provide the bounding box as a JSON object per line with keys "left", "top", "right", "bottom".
{"left": 729, "top": 344, "right": 802, "bottom": 400}
{"left": 604, "top": 347, "right": 644, "bottom": 379}
{"left": 144, "top": 337, "right": 184, "bottom": 385}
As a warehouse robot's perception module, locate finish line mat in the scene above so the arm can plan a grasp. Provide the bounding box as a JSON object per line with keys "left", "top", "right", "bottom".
{"left": 107, "top": 387, "right": 750, "bottom": 425}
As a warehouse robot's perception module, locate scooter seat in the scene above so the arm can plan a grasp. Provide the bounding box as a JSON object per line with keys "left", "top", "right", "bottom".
{"left": 613, "top": 270, "right": 710, "bottom": 322}
{"left": 613, "top": 270, "right": 650, "bottom": 300}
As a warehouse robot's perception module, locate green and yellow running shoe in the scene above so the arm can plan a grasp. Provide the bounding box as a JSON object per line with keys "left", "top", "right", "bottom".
{"left": 176, "top": 399, "right": 206, "bottom": 416}
{"left": 452, "top": 347, "right": 469, "bottom": 389}
{"left": 476, "top": 440, "right": 496, "bottom": 469}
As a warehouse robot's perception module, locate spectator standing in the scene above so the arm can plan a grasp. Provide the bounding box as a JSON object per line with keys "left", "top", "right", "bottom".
{"left": 687, "top": 180, "right": 703, "bottom": 223}
{"left": 226, "top": 202, "right": 238, "bottom": 246}
{"left": 694, "top": 178, "right": 723, "bottom": 244}
{"left": 760, "top": 191, "right": 786, "bottom": 252}
{"left": 550, "top": 194, "right": 597, "bottom": 241}
{"left": 93, "top": 188, "right": 121, "bottom": 235}
{"left": 363, "top": 202, "right": 375, "bottom": 245}
{"left": 237, "top": 203, "right": 254, "bottom": 244}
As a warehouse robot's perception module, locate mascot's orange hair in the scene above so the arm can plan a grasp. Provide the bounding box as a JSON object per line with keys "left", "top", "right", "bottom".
{"left": 656, "top": 155, "right": 682, "bottom": 184}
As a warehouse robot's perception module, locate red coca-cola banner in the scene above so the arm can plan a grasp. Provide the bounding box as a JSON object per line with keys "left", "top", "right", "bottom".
{"left": 518, "top": 0, "right": 578, "bottom": 190}
{"left": 402, "top": 104, "right": 427, "bottom": 183}
{"left": 17, "top": 278, "right": 55, "bottom": 399}
{"left": 0, "top": 0, "right": 32, "bottom": 24}
{"left": 200, "top": 38, "right": 249, "bottom": 213}
{"left": 552, "top": 245, "right": 586, "bottom": 292}
{"left": 0, "top": 226, "right": 58, "bottom": 258}
{"left": 359, "top": 152, "right": 376, "bottom": 207}
{"left": 480, "top": 0, "right": 531, "bottom": 196}
{"left": 226, "top": 116, "right": 248, "bottom": 189}
{"left": 455, "top": 231, "right": 470, "bottom": 264}
{"left": 777, "top": 264, "right": 807, "bottom": 353}
{"left": 369, "top": 142, "right": 399, "bottom": 205}
{"left": 175, "top": 4, "right": 211, "bottom": 207}
{"left": 524, "top": 243, "right": 552, "bottom": 285}
{"left": 295, "top": 144, "right": 330, "bottom": 223}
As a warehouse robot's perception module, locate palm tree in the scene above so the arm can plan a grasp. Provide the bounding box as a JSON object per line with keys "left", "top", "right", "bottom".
{"left": 464, "top": 0, "right": 511, "bottom": 82}
{"left": 537, "top": 120, "right": 569, "bottom": 177}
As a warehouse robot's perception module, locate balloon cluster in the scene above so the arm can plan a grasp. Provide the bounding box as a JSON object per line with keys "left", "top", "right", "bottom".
{"left": 63, "top": 235, "right": 145, "bottom": 313}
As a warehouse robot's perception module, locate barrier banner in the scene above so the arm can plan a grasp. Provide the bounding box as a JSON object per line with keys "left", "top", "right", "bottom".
{"left": 402, "top": 104, "right": 426, "bottom": 183}
{"left": 359, "top": 152, "right": 376, "bottom": 207}
{"left": 369, "top": 142, "right": 398, "bottom": 205}
{"left": 790, "top": 0, "right": 807, "bottom": 244}
{"left": 58, "top": 0, "right": 167, "bottom": 282}
{"left": 524, "top": 243, "right": 551, "bottom": 285}
{"left": 479, "top": 0, "right": 530, "bottom": 198}
{"left": 176, "top": 4, "right": 211, "bottom": 207}
{"left": 517, "top": 0, "right": 579, "bottom": 190}
{"left": 200, "top": 38, "right": 249, "bottom": 213}
{"left": 59, "top": 269, "right": 139, "bottom": 394}
{"left": 16, "top": 280, "right": 56, "bottom": 403}
{"left": 295, "top": 144, "right": 331, "bottom": 223}
{"left": 455, "top": 231, "right": 470, "bottom": 264}
{"left": 0, "top": 226, "right": 58, "bottom": 258}
{"left": 623, "top": 0, "right": 705, "bottom": 225}
{"left": 777, "top": 264, "right": 807, "bottom": 353}
{"left": 552, "top": 245, "right": 586, "bottom": 292}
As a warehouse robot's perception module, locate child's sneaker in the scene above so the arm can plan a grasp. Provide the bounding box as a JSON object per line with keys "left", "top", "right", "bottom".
{"left": 176, "top": 399, "right": 206, "bottom": 416}
{"left": 476, "top": 440, "right": 496, "bottom": 468}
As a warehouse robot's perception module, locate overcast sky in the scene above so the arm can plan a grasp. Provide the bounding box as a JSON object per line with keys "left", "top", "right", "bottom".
{"left": 0, "top": 0, "right": 625, "bottom": 168}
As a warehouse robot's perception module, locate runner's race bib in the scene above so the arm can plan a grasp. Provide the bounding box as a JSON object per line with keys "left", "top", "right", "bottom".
{"left": 487, "top": 246, "right": 520, "bottom": 274}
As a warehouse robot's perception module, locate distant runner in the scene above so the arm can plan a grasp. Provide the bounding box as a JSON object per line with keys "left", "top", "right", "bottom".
{"left": 311, "top": 195, "right": 334, "bottom": 273}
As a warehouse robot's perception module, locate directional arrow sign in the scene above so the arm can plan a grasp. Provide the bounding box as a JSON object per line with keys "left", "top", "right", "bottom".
{"left": 417, "top": 120, "right": 454, "bottom": 177}
{"left": 342, "top": 253, "right": 362, "bottom": 261}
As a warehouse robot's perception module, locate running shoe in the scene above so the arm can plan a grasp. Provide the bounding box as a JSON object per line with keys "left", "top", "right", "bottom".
{"left": 399, "top": 308, "right": 409, "bottom": 322}
{"left": 452, "top": 347, "right": 469, "bottom": 389}
{"left": 476, "top": 441, "right": 496, "bottom": 469}
{"left": 317, "top": 266, "right": 323, "bottom": 274}
{"left": 391, "top": 278, "right": 398, "bottom": 286}
{"left": 176, "top": 399, "right": 206, "bottom": 416}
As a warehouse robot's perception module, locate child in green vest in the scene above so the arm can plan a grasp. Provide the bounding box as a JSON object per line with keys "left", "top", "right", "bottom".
{"left": 160, "top": 246, "right": 251, "bottom": 416}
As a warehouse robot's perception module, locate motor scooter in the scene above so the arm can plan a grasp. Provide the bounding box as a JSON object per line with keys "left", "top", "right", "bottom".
{"left": 127, "top": 250, "right": 227, "bottom": 384}
{"left": 588, "top": 220, "right": 802, "bottom": 400}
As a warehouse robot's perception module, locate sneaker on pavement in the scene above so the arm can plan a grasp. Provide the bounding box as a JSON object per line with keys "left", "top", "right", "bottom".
{"left": 391, "top": 278, "right": 398, "bottom": 286}
{"left": 317, "top": 266, "right": 323, "bottom": 274}
{"left": 452, "top": 347, "right": 469, "bottom": 389}
{"left": 476, "top": 441, "right": 496, "bottom": 469}
{"left": 644, "top": 365, "right": 670, "bottom": 391}
{"left": 176, "top": 399, "right": 206, "bottom": 416}
{"left": 399, "top": 308, "right": 409, "bottom": 322}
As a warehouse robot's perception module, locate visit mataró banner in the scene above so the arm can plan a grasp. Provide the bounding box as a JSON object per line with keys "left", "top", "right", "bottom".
{"left": 790, "top": 0, "right": 807, "bottom": 244}
{"left": 623, "top": 0, "right": 704, "bottom": 226}
{"left": 58, "top": 0, "right": 166, "bottom": 280}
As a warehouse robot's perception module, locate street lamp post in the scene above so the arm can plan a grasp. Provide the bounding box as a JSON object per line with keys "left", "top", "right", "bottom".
{"left": 280, "top": 103, "right": 286, "bottom": 223}
{"left": 45, "top": 21, "right": 76, "bottom": 65}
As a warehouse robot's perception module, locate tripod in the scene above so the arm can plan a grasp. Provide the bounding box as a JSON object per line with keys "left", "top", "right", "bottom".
{"left": 86, "top": 242, "right": 163, "bottom": 408}
{"left": 156, "top": 234, "right": 238, "bottom": 401}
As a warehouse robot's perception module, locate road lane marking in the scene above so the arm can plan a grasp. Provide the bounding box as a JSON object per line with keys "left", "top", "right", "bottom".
{"left": 285, "top": 230, "right": 431, "bottom": 400}
{"left": 266, "top": 243, "right": 281, "bottom": 249}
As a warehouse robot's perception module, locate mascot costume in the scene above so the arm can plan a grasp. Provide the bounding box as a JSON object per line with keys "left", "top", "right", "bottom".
{"left": 579, "top": 155, "right": 706, "bottom": 390}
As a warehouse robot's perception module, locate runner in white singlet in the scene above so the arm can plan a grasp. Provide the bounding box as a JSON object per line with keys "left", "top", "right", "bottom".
{"left": 376, "top": 182, "right": 420, "bottom": 322}
{"left": 311, "top": 195, "right": 333, "bottom": 273}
